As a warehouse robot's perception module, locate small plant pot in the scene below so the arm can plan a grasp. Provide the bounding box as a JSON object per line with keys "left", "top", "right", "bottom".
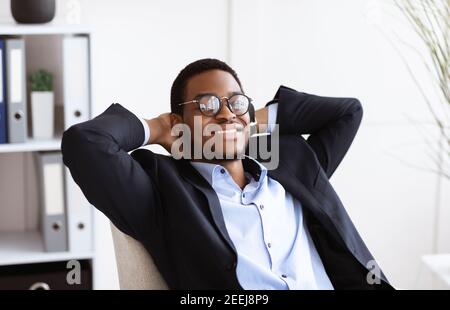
{"left": 31, "top": 91, "right": 54, "bottom": 140}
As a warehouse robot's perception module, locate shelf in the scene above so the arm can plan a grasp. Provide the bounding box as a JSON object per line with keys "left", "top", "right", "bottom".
{"left": 0, "top": 21, "right": 90, "bottom": 35}
{"left": 0, "top": 138, "right": 61, "bottom": 153}
{"left": 0, "top": 231, "right": 94, "bottom": 266}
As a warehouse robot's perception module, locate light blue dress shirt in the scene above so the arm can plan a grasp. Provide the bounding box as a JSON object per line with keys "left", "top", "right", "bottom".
{"left": 190, "top": 157, "right": 333, "bottom": 290}
{"left": 140, "top": 104, "right": 333, "bottom": 289}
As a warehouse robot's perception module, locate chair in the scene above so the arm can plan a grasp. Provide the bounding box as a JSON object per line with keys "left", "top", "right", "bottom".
{"left": 110, "top": 223, "right": 168, "bottom": 289}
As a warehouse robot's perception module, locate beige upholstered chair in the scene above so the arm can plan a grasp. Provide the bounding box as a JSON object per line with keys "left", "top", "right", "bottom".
{"left": 110, "top": 223, "right": 168, "bottom": 289}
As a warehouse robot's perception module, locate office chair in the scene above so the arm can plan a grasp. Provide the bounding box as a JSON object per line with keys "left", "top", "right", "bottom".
{"left": 110, "top": 223, "right": 168, "bottom": 289}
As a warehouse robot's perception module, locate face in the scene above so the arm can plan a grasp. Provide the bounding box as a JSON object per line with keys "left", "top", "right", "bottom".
{"left": 173, "top": 69, "right": 250, "bottom": 161}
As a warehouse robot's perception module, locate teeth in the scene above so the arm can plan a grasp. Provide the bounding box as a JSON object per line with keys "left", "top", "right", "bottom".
{"left": 217, "top": 129, "right": 237, "bottom": 134}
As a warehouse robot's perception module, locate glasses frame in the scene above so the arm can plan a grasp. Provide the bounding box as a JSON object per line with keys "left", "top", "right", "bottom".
{"left": 178, "top": 93, "right": 252, "bottom": 117}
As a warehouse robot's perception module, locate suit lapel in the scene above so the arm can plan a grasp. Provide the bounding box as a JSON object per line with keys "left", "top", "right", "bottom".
{"left": 175, "top": 159, "right": 237, "bottom": 253}
{"left": 266, "top": 161, "right": 340, "bottom": 238}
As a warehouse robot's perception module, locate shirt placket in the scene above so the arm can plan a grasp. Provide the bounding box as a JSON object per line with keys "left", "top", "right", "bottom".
{"left": 253, "top": 182, "right": 295, "bottom": 289}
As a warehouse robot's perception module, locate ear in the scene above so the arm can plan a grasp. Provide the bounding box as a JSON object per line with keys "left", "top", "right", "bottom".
{"left": 170, "top": 113, "right": 183, "bottom": 127}
{"left": 248, "top": 103, "right": 255, "bottom": 123}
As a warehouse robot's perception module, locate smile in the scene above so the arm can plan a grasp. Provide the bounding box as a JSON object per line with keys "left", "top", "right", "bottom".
{"left": 215, "top": 128, "right": 240, "bottom": 134}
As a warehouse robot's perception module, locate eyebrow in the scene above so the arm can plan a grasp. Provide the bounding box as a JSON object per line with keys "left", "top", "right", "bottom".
{"left": 193, "top": 91, "right": 244, "bottom": 99}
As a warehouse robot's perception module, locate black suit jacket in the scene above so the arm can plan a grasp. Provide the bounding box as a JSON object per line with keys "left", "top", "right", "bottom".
{"left": 62, "top": 85, "right": 394, "bottom": 290}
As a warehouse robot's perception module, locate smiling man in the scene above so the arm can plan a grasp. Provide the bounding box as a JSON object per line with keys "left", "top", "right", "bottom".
{"left": 62, "top": 58, "right": 393, "bottom": 290}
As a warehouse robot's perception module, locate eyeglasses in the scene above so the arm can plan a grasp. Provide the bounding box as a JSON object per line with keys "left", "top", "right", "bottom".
{"left": 178, "top": 93, "right": 252, "bottom": 117}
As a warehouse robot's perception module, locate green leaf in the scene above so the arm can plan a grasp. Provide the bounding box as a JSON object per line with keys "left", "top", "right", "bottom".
{"left": 29, "top": 69, "right": 53, "bottom": 92}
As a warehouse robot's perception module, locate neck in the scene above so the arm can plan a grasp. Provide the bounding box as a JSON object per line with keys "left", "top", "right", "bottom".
{"left": 193, "top": 158, "right": 248, "bottom": 189}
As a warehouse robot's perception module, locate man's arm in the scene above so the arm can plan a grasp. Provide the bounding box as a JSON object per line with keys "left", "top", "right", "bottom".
{"left": 61, "top": 103, "right": 161, "bottom": 240}
{"left": 257, "top": 85, "right": 363, "bottom": 178}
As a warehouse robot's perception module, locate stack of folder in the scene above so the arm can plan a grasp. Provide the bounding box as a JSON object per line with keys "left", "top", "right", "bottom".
{"left": 0, "top": 35, "right": 93, "bottom": 253}
{"left": 37, "top": 36, "right": 93, "bottom": 253}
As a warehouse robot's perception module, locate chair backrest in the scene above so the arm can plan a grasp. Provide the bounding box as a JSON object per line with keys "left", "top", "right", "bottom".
{"left": 110, "top": 222, "right": 168, "bottom": 289}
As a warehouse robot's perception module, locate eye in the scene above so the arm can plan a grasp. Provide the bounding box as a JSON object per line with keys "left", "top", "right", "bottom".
{"left": 229, "top": 95, "right": 249, "bottom": 114}
{"left": 198, "top": 95, "right": 220, "bottom": 116}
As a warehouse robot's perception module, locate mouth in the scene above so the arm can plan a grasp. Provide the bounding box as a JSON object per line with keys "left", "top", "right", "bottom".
{"left": 211, "top": 125, "right": 244, "bottom": 140}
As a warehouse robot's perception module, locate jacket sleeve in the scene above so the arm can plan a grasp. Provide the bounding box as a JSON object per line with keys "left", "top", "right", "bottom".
{"left": 268, "top": 85, "right": 363, "bottom": 178}
{"left": 61, "top": 103, "right": 160, "bottom": 240}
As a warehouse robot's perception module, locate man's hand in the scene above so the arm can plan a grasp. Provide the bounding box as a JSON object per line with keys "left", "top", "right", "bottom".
{"left": 145, "top": 113, "right": 180, "bottom": 153}
{"left": 255, "top": 107, "right": 269, "bottom": 133}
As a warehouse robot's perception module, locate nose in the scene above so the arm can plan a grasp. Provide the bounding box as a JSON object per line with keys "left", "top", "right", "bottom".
{"left": 214, "top": 99, "right": 236, "bottom": 122}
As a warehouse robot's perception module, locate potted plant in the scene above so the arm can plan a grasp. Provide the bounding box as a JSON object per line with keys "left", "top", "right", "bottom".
{"left": 29, "top": 69, "right": 54, "bottom": 140}
{"left": 394, "top": 0, "right": 449, "bottom": 256}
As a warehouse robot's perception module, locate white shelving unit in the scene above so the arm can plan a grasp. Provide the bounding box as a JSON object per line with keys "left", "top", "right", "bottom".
{"left": 0, "top": 138, "right": 61, "bottom": 154}
{"left": 0, "top": 231, "right": 94, "bottom": 266}
{"left": 0, "top": 21, "right": 90, "bottom": 36}
{"left": 0, "top": 23, "right": 95, "bottom": 289}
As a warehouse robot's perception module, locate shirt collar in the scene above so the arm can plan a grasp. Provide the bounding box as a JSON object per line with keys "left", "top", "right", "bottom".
{"left": 190, "top": 156, "right": 268, "bottom": 188}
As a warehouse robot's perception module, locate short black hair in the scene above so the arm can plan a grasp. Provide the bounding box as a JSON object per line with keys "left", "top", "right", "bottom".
{"left": 170, "top": 58, "right": 243, "bottom": 115}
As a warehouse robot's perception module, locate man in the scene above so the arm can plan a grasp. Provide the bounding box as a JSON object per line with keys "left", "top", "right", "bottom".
{"left": 62, "top": 58, "right": 393, "bottom": 290}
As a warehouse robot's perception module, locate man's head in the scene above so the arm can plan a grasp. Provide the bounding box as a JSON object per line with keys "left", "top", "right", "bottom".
{"left": 170, "top": 59, "right": 252, "bottom": 161}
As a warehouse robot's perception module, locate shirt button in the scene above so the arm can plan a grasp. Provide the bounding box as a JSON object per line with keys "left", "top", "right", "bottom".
{"left": 259, "top": 204, "right": 264, "bottom": 210}
{"left": 220, "top": 168, "right": 225, "bottom": 174}
{"left": 267, "top": 242, "right": 272, "bottom": 248}
{"left": 243, "top": 193, "right": 246, "bottom": 198}
{"left": 281, "top": 274, "right": 287, "bottom": 279}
